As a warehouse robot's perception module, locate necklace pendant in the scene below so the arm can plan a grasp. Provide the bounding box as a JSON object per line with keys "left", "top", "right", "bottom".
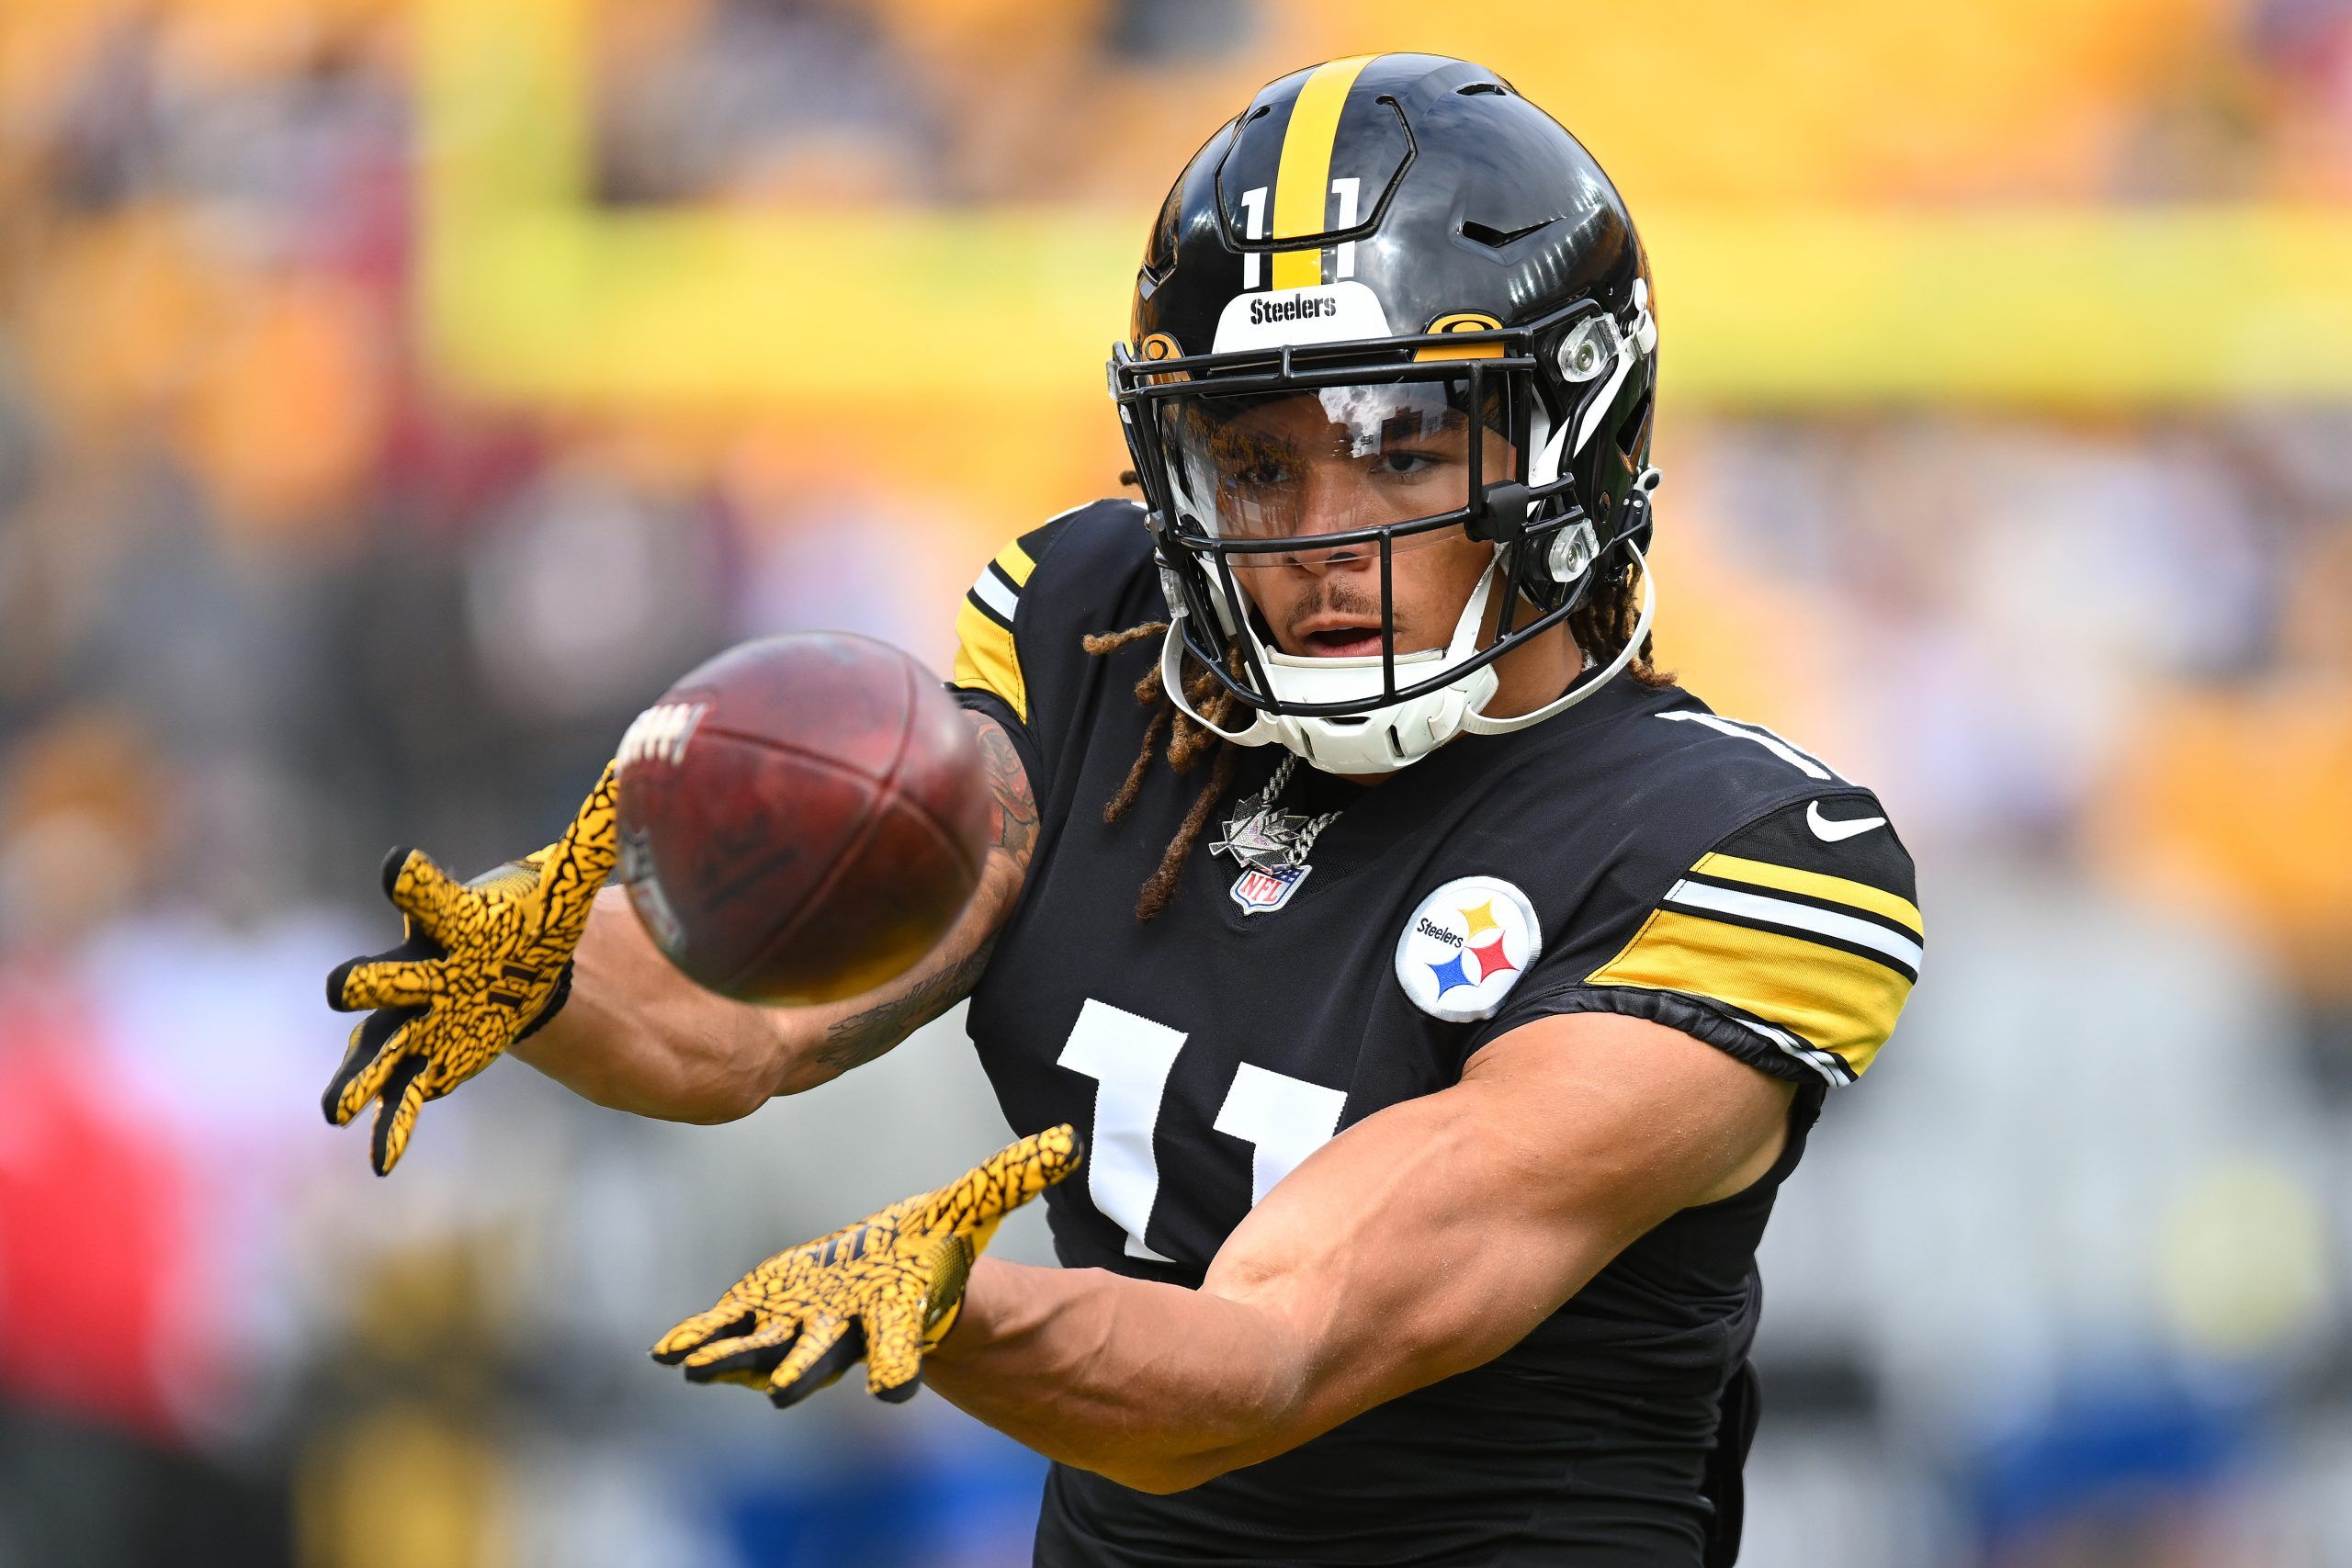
{"left": 1209, "top": 755, "right": 1335, "bottom": 917}
{"left": 1210, "top": 801, "right": 1310, "bottom": 874}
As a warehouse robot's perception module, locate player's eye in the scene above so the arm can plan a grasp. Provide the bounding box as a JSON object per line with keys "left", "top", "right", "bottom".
{"left": 1372, "top": 450, "right": 1442, "bottom": 478}
{"left": 1235, "top": 459, "right": 1291, "bottom": 489}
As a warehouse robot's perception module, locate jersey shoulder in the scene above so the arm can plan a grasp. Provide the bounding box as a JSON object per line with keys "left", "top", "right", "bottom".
{"left": 949, "top": 497, "right": 1153, "bottom": 727}
{"left": 1555, "top": 684, "right": 1902, "bottom": 871}
{"left": 1479, "top": 685, "right": 1922, "bottom": 1087}
{"left": 1614, "top": 688, "right": 1874, "bottom": 826}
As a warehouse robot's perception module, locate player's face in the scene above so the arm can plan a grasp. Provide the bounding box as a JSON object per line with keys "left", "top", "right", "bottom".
{"left": 1164, "top": 384, "right": 1512, "bottom": 659}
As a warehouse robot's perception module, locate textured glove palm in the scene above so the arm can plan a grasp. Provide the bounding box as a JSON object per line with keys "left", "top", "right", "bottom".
{"left": 651, "top": 1125, "right": 1082, "bottom": 1406}
{"left": 324, "top": 765, "right": 619, "bottom": 1176}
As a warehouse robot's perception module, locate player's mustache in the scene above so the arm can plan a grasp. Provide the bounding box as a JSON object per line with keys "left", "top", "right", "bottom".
{"left": 1281, "top": 583, "right": 1386, "bottom": 644}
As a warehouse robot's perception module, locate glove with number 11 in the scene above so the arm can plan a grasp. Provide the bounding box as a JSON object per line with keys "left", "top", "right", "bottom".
{"left": 652, "top": 1126, "right": 1082, "bottom": 1406}
{"left": 323, "top": 765, "right": 619, "bottom": 1176}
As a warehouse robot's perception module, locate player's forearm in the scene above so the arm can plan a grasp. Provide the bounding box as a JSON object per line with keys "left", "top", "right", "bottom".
{"left": 923, "top": 1258, "right": 1314, "bottom": 1495}
{"left": 518, "top": 884, "right": 1002, "bottom": 1119}
{"left": 514, "top": 887, "right": 796, "bottom": 1121}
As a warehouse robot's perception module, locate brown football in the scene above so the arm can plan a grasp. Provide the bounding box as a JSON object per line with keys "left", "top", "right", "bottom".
{"left": 613, "top": 633, "right": 991, "bottom": 1006}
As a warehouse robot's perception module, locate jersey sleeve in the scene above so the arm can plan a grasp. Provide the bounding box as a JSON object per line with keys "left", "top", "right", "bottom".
{"left": 1474, "top": 793, "right": 1923, "bottom": 1088}
{"left": 946, "top": 499, "right": 1156, "bottom": 790}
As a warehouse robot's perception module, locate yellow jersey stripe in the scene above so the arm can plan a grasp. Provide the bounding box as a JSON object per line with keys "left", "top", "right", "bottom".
{"left": 1693, "top": 852, "right": 1923, "bottom": 937}
{"left": 1270, "top": 55, "right": 1377, "bottom": 290}
{"left": 997, "top": 538, "right": 1038, "bottom": 589}
{"left": 1588, "top": 908, "right": 1911, "bottom": 1076}
{"left": 952, "top": 597, "right": 1025, "bottom": 721}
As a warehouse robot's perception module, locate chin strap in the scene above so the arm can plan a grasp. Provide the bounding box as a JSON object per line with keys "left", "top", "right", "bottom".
{"left": 1459, "top": 541, "right": 1655, "bottom": 737}
{"left": 1153, "top": 540, "right": 1653, "bottom": 768}
{"left": 1159, "top": 613, "right": 1274, "bottom": 745}
{"left": 1157, "top": 556, "right": 1502, "bottom": 746}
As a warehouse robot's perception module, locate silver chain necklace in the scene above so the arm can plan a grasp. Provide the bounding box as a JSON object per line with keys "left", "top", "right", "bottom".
{"left": 1210, "top": 754, "right": 1342, "bottom": 914}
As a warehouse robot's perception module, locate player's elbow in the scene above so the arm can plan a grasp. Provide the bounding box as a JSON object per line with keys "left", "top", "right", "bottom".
{"left": 1091, "top": 1447, "right": 1246, "bottom": 1495}
{"left": 666, "top": 1010, "right": 812, "bottom": 1120}
{"left": 1089, "top": 1369, "right": 1320, "bottom": 1494}
{"left": 1104, "top": 1461, "right": 1209, "bottom": 1496}
{"left": 554, "top": 1061, "right": 770, "bottom": 1124}
{"left": 664, "top": 1077, "right": 773, "bottom": 1124}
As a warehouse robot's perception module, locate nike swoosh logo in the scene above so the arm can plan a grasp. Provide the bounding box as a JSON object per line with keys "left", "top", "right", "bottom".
{"left": 1807, "top": 802, "right": 1886, "bottom": 842}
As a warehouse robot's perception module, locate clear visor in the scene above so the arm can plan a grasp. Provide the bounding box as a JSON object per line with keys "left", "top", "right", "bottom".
{"left": 1158, "top": 378, "right": 1514, "bottom": 570}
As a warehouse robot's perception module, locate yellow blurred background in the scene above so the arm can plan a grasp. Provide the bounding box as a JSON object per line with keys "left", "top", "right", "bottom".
{"left": 1, "top": 1, "right": 2349, "bottom": 1565}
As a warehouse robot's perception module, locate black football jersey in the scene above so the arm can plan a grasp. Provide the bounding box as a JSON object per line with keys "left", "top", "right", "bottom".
{"left": 948, "top": 501, "right": 1921, "bottom": 1568}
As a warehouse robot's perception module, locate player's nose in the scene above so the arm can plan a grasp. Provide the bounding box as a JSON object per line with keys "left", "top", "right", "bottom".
{"left": 1281, "top": 469, "right": 1375, "bottom": 576}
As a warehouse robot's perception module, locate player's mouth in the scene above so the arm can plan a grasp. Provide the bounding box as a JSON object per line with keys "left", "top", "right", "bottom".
{"left": 1293, "top": 619, "right": 1389, "bottom": 659}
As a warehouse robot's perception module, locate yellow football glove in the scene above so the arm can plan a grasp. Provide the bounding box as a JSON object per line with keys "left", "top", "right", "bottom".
{"left": 323, "top": 764, "right": 619, "bottom": 1176}
{"left": 651, "top": 1126, "right": 1082, "bottom": 1407}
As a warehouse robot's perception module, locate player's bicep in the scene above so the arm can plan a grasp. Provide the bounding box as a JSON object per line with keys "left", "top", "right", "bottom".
{"left": 1196, "top": 1014, "right": 1791, "bottom": 1453}
{"left": 967, "top": 709, "right": 1038, "bottom": 877}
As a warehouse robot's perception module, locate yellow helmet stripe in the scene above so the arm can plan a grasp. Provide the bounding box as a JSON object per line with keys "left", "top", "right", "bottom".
{"left": 1270, "top": 55, "right": 1378, "bottom": 291}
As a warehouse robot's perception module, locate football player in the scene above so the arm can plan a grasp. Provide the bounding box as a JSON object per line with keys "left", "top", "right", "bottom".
{"left": 327, "top": 53, "right": 1921, "bottom": 1566}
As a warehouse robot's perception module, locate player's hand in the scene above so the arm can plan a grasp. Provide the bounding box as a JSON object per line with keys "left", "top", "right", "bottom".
{"left": 651, "top": 1125, "right": 1082, "bottom": 1406}
{"left": 323, "top": 764, "right": 620, "bottom": 1176}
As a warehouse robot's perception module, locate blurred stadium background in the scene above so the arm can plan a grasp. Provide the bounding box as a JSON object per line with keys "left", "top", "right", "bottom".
{"left": 3, "top": 0, "right": 2351, "bottom": 1563}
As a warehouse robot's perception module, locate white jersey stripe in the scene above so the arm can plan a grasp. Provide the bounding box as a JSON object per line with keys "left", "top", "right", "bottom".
{"left": 970, "top": 566, "right": 1020, "bottom": 622}
{"left": 1665, "top": 878, "right": 1925, "bottom": 974}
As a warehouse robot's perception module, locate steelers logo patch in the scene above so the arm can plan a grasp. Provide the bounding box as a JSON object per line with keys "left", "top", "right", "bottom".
{"left": 1394, "top": 876, "right": 1544, "bottom": 1022}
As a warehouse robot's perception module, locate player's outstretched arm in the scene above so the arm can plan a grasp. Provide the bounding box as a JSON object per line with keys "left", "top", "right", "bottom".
{"left": 512, "top": 711, "right": 1038, "bottom": 1121}
{"left": 920, "top": 1011, "right": 1796, "bottom": 1495}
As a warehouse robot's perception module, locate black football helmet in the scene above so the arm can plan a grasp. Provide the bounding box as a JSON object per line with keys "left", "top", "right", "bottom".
{"left": 1109, "top": 52, "right": 1660, "bottom": 773}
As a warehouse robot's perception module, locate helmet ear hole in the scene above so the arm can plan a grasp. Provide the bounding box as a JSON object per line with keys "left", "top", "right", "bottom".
{"left": 1614, "top": 389, "right": 1653, "bottom": 460}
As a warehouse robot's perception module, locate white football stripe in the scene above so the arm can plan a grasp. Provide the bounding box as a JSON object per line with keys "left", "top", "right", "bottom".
{"left": 970, "top": 566, "right": 1020, "bottom": 621}
{"left": 1666, "top": 878, "right": 1924, "bottom": 974}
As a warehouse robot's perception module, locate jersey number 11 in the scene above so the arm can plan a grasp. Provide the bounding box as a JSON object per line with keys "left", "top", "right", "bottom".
{"left": 1056, "top": 998, "right": 1347, "bottom": 1263}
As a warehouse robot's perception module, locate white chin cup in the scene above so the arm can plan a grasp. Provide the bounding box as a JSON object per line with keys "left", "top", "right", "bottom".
{"left": 1160, "top": 562, "right": 1500, "bottom": 774}
{"left": 1158, "top": 542, "right": 1657, "bottom": 775}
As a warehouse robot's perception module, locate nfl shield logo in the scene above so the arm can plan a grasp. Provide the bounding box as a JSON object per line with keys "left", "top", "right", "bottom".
{"left": 1231, "top": 863, "right": 1310, "bottom": 915}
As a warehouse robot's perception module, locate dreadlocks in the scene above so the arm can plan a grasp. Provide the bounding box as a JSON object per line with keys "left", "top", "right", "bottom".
{"left": 1078, "top": 620, "right": 1243, "bottom": 922}
{"left": 1083, "top": 561, "right": 1668, "bottom": 922}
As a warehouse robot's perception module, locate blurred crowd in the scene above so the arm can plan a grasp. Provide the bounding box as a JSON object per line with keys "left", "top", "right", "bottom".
{"left": 2, "top": 2, "right": 2351, "bottom": 1565}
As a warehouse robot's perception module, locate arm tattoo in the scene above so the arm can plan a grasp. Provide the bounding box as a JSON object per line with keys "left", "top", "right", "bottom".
{"left": 815, "top": 936, "right": 999, "bottom": 1076}
{"left": 970, "top": 712, "right": 1040, "bottom": 869}
{"left": 809, "top": 714, "right": 1036, "bottom": 1077}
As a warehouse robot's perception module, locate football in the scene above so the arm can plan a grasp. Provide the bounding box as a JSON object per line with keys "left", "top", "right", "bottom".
{"left": 613, "top": 633, "right": 992, "bottom": 1005}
